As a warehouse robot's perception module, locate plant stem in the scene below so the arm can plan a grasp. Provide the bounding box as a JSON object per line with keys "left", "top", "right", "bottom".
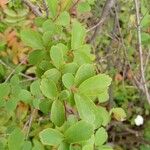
{"left": 134, "top": 0, "right": 150, "bottom": 104}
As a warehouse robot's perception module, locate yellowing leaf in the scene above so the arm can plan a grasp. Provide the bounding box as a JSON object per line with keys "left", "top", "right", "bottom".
{"left": 110, "top": 108, "right": 127, "bottom": 121}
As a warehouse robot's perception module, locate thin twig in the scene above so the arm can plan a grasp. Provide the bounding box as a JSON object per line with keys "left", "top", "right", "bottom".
{"left": 114, "top": 3, "right": 144, "bottom": 92}
{"left": 134, "top": 0, "right": 150, "bottom": 104}
{"left": 87, "top": 0, "right": 116, "bottom": 43}
{"left": 0, "top": 59, "right": 36, "bottom": 81}
{"left": 42, "top": 0, "right": 49, "bottom": 18}
{"left": 69, "top": 0, "right": 80, "bottom": 11}
{"left": 23, "top": 109, "right": 36, "bottom": 140}
{"left": 144, "top": 49, "right": 150, "bottom": 72}
{"left": 4, "top": 58, "right": 26, "bottom": 83}
{"left": 22, "top": 0, "right": 42, "bottom": 16}
{"left": 105, "top": 10, "right": 117, "bottom": 108}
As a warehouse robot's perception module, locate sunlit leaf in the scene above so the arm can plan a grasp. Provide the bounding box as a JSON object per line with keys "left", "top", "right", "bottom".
{"left": 39, "top": 128, "right": 64, "bottom": 146}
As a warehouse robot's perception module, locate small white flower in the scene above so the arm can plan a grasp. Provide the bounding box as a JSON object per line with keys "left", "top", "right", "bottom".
{"left": 134, "top": 115, "right": 144, "bottom": 126}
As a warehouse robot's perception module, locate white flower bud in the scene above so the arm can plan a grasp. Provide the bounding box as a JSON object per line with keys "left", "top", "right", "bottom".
{"left": 134, "top": 115, "right": 144, "bottom": 126}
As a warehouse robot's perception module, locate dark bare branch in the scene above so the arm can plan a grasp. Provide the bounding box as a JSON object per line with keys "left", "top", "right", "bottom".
{"left": 87, "top": 0, "right": 116, "bottom": 43}
{"left": 22, "top": 0, "right": 42, "bottom": 16}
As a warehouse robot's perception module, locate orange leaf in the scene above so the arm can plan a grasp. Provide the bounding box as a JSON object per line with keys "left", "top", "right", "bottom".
{"left": 0, "top": 0, "right": 8, "bottom": 8}
{"left": 115, "top": 74, "right": 123, "bottom": 81}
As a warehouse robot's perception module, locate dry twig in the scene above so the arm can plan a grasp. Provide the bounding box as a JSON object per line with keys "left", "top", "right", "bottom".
{"left": 134, "top": 0, "right": 150, "bottom": 104}
{"left": 23, "top": 109, "right": 37, "bottom": 139}
{"left": 0, "top": 59, "right": 36, "bottom": 81}
{"left": 22, "top": 0, "right": 42, "bottom": 16}
{"left": 42, "top": 0, "right": 49, "bottom": 18}
{"left": 87, "top": 0, "right": 116, "bottom": 43}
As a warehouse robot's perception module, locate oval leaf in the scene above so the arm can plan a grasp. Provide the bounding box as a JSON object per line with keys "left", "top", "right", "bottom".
{"left": 20, "top": 29, "right": 44, "bottom": 49}
{"left": 30, "top": 80, "right": 42, "bottom": 97}
{"left": 62, "top": 73, "right": 75, "bottom": 89}
{"left": 8, "top": 128, "right": 24, "bottom": 150}
{"left": 64, "top": 120, "right": 94, "bottom": 143}
{"left": 51, "top": 100, "right": 65, "bottom": 127}
{"left": 42, "top": 68, "right": 61, "bottom": 83}
{"left": 98, "top": 89, "right": 109, "bottom": 103}
{"left": 39, "top": 128, "right": 64, "bottom": 146}
{"left": 62, "top": 63, "right": 79, "bottom": 75}
{"left": 50, "top": 45, "right": 64, "bottom": 69}
{"left": 95, "top": 127, "right": 108, "bottom": 146}
{"left": 28, "top": 50, "right": 46, "bottom": 65}
{"left": 40, "top": 78, "right": 58, "bottom": 99}
{"left": 74, "top": 94, "right": 95, "bottom": 123}
{"left": 71, "top": 21, "right": 86, "bottom": 50}
{"left": 74, "top": 64, "right": 95, "bottom": 86}
{"left": 79, "top": 74, "right": 111, "bottom": 97}
{"left": 56, "top": 11, "right": 70, "bottom": 26}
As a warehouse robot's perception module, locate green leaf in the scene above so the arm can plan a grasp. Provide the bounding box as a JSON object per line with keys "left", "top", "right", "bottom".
{"left": 22, "top": 141, "right": 32, "bottom": 150}
{"left": 98, "top": 145, "right": 113, "bottom": 150}
{"left": 18, "top": 89, "right": 32, "bottom": 104}
{"left": 73, "top": 45, "right": 94, "bottom": 65}
{"left": 34, "top": 17, "right": 46, "bottom": 27}
{"left": 42, "top": 31, "right": 52, "bottom": 46}
{"left": 110, "top": 108, "right": 126, "bottom": 121}
{"left": 62, "top": 73, "right": 75, "bottom": 89}
{"left": 140, "top": 144, "right": 150, "bottom": 150}
{"left": 59, "top": 90, "right": 70, "bottom": 101}
{"left": 0, "top": 83, "right": 10, "bottom": 98}
{"left": 30, "top": 80, "right": 42, "bottom": 97}
{"left": 56, "top": 43, "right": 68, "bottom": 56}
{"left": 87, "top": 0, "right": 95, "bottom": 4}
{"left": 10, "top": 74, "right": 20, "bottom": 85}
{"left": 97, "top": 106, "right": 110, "bottom": 126}
{"left": 51, "top": 100, "right": 65, "bottom": 127}
{"left": 0, "top": 64, "right": 5, "bottom": 77}
{"left": 46, "top": 0, "right": 58, "bottom": 18}
{"left": 0, "top": 41, "right": 6, "bottom": 52}
{"left": 42, "top": 19, "right": 62, "bottom": 35}
{"left": 74, "top": 51, "right": 92, "bottom": 65}
{"left": 5, "top": 97, "right": 18, "bottom": 112}
{"left": 64, "top": 120, "right": 94, "bottom": 143}
{"left": 20, "top": 29, "right": 44, "bottom": 49}
{"left": 33, "top": 98, "right": 41, "bottom": 109}
{"left": 40, "top": 78, "right": 58, "bottom": 99}
{"left": 58, "top": 142, "right": 70, "bottom": 150}
{"left": 39, "top": 128, "right": 64, "bottom": 146}
{"left": 28, "top": 50, "right": 46, "bottom": 65}
{"left": 95, "top": 127, "right": 108, "bottom": 146}
{"left": 71, "top": 21, "right": 86, "bottom": 50}
{"left": 39, "top": 60, "right": 53, "bottom": 71}
{"left": 77, "top": 2, "right": 91, "bottom": 13}
{"left": 42, "top": 68, "right": 61, "bottom": 83}
{"left": 56, "top": 11, "right": 70, "bottom": 26}
{"left": 74, "top": 64, "right": 95, "bottom": 86}
{"left": 98, "top": 89, "right": 109, "bottom": 103}
{"left": 39, "top": 99, "right": 52, "bottom": 114}
{"left": 50, "top": 45, "right": 64, "bottom": 69}
{"left": 0, "top": 108, "right": 11, "bottom": 125}
{"left": 32, "top": 139, "right": 44, "bottom": 150}
{"left": 42, "top": 19, "right": 56, "bottom": 33}
{"left": 74, "top": 94, "right": 95, "bottom": 123}
{"left": 79, "top": 74, "right": 111, "bottom": 97}
{"left": 0, "top": 98, "right": 5, "bottom": 108}
{"left": 8, "top": 128, "right": 24, "bottom": 150}
{"left": 62, "top": 63, "right": 79, "bottom": 75}
{"left": 82, "top": 144, "right": 93, "bottom": 150}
